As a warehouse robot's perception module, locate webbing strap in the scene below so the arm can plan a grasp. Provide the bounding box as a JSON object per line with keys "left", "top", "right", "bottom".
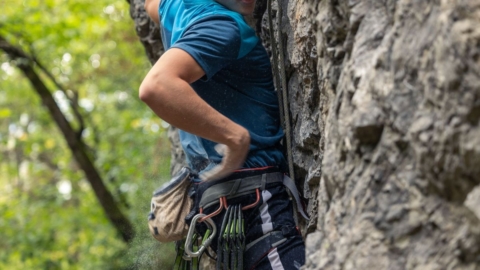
{"left": 199, "top": 172, "right": 283, "bottom": 209}
{"left": 199, "top": 172, "right": 309, "bottom": 221}
{"left": 282, "top": 175, "right": 309, "bottom": 220}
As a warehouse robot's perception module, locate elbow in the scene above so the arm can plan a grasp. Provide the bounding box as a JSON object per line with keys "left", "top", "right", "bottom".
{"left": 139, "top": 72, "right": 174, "bottom": 105}
{"left": 140, "top": 69, "right": 173, "bottom": 104}
{"left": 139, "top": 79, "right": 159, "bottom": 104}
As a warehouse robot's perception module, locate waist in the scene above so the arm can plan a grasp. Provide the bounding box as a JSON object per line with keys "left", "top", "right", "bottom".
{"left": 179, "top": 131, "right": 286, "bottom": 172}
{"left": 193, "top": 166, "right": 284, "bottom": 209}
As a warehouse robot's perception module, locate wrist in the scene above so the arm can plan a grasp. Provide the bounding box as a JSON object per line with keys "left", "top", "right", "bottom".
{"left": 226, "top": 124, "right": 250, "bottom": 150}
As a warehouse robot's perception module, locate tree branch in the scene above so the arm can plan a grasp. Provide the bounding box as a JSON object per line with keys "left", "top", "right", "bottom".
{"left": 31, "top": 54, "right": 87, "bottom": 138}
{"left": 0, "top": 35, "right": 134, "bottom": 243}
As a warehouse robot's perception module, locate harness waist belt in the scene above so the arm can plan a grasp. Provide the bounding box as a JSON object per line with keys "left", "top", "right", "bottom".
{"left": 199, "top": 172, "right": 309, "bottom": 220}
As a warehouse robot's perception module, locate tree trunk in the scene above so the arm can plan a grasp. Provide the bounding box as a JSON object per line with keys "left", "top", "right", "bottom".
{"left": 129, "top": 0, "right": 480, "bottom": 268}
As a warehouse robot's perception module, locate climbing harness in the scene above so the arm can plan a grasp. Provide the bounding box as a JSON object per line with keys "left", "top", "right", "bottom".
{"left": 181, "top": 168, "right": 308, "bottom": 270}
{"left": 197, "top": 171, "right": 308, "bottom": 221}
{"left": 166, "top": 169, "right": 309, "bottom": 269}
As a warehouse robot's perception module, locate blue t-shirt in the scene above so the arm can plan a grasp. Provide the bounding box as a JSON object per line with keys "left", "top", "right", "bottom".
{"left": 159, "top": 0, "right": 286, "bottom": 172}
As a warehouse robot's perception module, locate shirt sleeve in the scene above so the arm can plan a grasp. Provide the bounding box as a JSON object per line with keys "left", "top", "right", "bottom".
{"left": 171, "top": 15, "right": 241, "bottom": 80}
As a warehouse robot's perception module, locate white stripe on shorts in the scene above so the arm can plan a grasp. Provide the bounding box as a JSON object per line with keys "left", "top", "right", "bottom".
{"left": 268, "top": 247, "right": 285, "bottom": 270}
{"left": 260, "top": 190, "right": 273, "bottom": 234}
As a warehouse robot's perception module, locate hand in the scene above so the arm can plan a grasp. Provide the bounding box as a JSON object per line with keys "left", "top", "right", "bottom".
{"left": 200, "top": 128, "right": 250, "bottom": 181}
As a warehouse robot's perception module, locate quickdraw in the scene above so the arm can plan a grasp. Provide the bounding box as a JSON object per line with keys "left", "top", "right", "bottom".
{"left": 216, "top": 205, "right": 245, "bottom": 270}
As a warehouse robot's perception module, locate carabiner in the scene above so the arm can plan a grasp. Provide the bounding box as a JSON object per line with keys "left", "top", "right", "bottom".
{"left": 184, "top": 213, "right": 217, "bottom": 258}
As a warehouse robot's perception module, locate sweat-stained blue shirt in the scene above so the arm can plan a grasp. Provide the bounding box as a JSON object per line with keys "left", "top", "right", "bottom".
{"left": 159, "top": 0, "right": 286, "bottom": 173}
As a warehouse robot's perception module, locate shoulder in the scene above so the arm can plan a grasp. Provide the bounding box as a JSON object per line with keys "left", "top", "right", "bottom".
{"left": 187, "top": 15, "right": 241, "bottom": 37}
{"left": 175, "top": 15, "right": 242, "bottom": 59}
{"left": 169, "top": 2, "right": 259, "bottom": 59}
{"left": 187, "top": 12, "right": 259, "bottom": 59}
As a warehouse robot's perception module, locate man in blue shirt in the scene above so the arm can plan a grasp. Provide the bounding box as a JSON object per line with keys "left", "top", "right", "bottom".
{"left": 141, "top": 0, "right": 305, "bottom": 268}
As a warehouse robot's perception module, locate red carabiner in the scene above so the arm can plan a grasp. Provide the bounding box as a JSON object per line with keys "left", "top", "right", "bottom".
{"left": 242, "top": 188, "right": 260, "bottom": 211}
{"left": 199, "top": 197, "right": 224, "bottom": 223}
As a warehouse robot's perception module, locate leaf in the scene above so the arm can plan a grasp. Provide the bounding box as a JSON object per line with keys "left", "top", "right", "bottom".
{"left": 0, "top": 0, "right": 174, "bottom": 268}
{"left": 0, "top": 108, "right": 11, "bottom": 118}
{"left": 44, "top": 139, "right": 55, "bottom": 149}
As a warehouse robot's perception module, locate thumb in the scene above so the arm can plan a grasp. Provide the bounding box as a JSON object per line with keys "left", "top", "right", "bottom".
{"left": 214, "top": 144, "right": 227, "bottom": 156}
{"left": 199, "top": 164, "right": 231, "bottom": 181}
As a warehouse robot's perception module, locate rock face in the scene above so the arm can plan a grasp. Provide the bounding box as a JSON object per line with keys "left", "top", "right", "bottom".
{"left": 129, "top": 0, "right": 480, "bottom": 268}
{"left": 291, "top": 0, "right": 480, "bottom": 269}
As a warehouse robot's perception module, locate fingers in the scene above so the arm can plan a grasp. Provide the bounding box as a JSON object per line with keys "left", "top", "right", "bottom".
{"left": 200, "top": 128, "right": 251, "bottom": 181}
{"left": 200, "top": 144, "right": 229, "bottom": 181}
{"left": 214, "top": 144, "right": 227, "bottom": 156}
{"left": 200, "top": 144, "right": 248, "bottom": 181}
{"left": 199, "top": 165, "right": 231, "bottom": 181}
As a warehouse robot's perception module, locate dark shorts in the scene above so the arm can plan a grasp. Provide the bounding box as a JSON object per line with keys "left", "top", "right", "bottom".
{"left": 191, "top": 169, "right": 305, "bottom": 270}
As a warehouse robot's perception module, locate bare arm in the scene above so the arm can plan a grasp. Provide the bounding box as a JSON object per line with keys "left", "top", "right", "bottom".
{"left": 144, "top": 0, "right": 160, "bottom": 24}
{"left": 139, "top": 48, "right": 251, "bottom": 181}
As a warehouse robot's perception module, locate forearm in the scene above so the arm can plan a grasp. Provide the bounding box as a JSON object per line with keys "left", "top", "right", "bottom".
{"left": 140, "top": 77, "right": 249, "bottom": 148}
{"left": 139, "top": 48, "right": 249, "bottom": 149}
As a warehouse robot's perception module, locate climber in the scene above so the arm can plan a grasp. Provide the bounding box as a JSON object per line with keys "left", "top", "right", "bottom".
{"left": 140, "top": 0, "right": 306, "bottom": 268}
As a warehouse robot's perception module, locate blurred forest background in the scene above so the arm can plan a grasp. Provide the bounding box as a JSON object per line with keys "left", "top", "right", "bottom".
{"left": 0, "top": 0, "right": 175, "bottom": 268}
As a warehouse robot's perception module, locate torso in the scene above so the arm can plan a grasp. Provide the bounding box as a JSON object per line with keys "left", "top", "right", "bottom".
{"left": 159, "top": 0, "right": 286, "bottom": 173}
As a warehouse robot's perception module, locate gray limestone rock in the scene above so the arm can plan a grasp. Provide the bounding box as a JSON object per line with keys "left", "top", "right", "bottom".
{"left": 299, "top": 0, "right": 480, "bottom": 269}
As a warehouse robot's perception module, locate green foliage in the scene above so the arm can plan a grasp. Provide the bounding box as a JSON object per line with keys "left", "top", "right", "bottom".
{"left": 0, "top": 0, "right": 176, "bottom": 268}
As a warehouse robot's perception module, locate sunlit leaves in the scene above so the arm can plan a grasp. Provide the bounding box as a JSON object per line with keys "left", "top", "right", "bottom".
{"left": 0, "top": 108, "right": 11, "bottom": 118}
{"left": 1, "top": 0, "right": 175, "bottom": 268}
